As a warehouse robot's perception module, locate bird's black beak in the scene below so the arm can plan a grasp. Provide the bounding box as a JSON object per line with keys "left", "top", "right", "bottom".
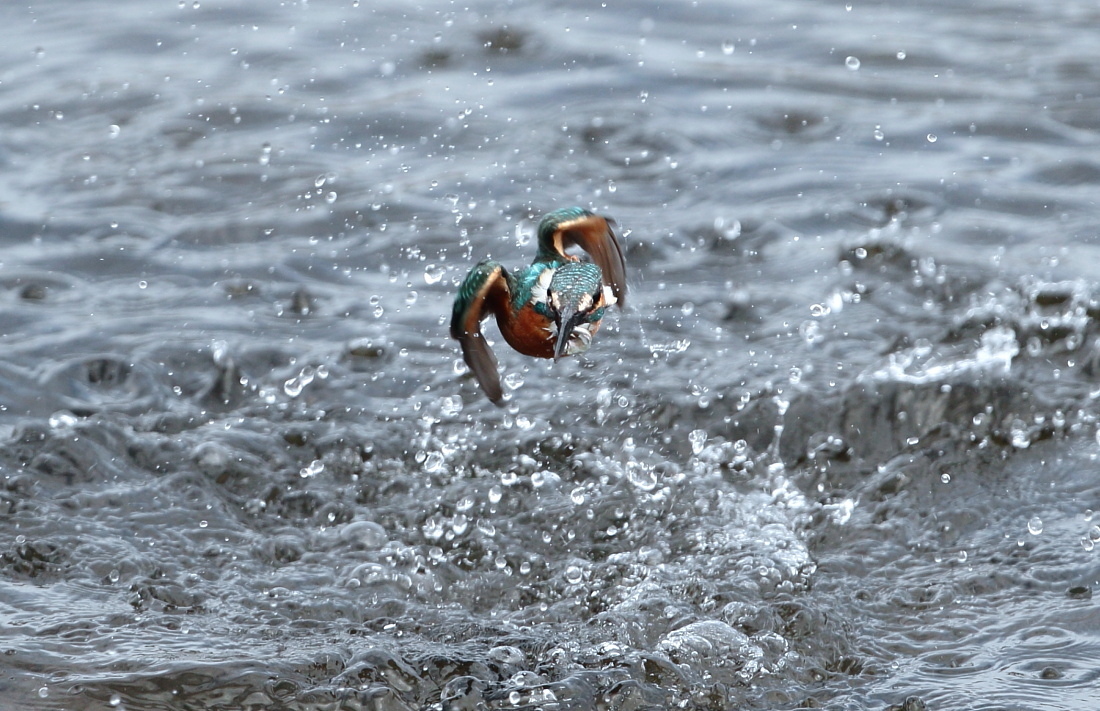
{"left": 553, "top": 307, "right": 582, "bottom": 361}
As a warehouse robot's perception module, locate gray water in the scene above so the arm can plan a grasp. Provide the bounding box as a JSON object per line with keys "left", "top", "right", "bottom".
{"left": 2, "top": 1, "right": 1099, "bottom": 709}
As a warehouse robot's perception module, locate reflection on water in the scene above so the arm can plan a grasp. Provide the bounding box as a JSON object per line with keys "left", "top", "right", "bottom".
{"left": 2, "top": 0, "right": 1100, "bottom": 709}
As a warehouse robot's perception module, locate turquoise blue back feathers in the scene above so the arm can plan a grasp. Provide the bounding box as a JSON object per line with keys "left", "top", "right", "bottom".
{"left": 451, "top": 207, "right": 627, "bottom": 404}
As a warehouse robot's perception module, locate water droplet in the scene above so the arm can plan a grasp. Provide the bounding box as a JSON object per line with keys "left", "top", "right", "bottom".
{"left": 424, "top": 264, "right": 445, "bottom": 284}
{"left": 108, "top": 569, "right": 120, "bottom": 583}
{"left": 38, "top": 687, "right": 49, "bottom": 698}
{"left": 325, "top": 191, "right": 337, "bottom": 204}
{"left": 300, "top": 459, "right": 325, "bottom": 478}
{"left": 423, "top": 451, "right": 445, "bottom": 473}
{"left": 440, "top": 395, "right": 462, "bottom": 416}
{"left": 940, "top": 472, "right": 951, "bottom": 484}
{"left": 422, "top": 517, "right": 444, "bottom": 540}
{"left": 926, "top": 133, "right": 938, "bottom": 143}
{"left": 1027, "top": 516, "right": 1043, "bottom": 535}
{"left": 845, "top": 56, "right": 861, "bottom": 70}
{"left": 283, "top": 367, "right": 315, "bottom": 397}
{"left": 108, "top": 124, "right": 121, "bottom": 138}
{"left": 109, "top": 693, "right": 122, "bottom": 706}
{"left": 627, "top": 462, "right": 657, "bottom": 491}
{"left": 721, "top": 40, "right": 734, "bottom": 55}
{"left": 570, "top": 486, "right": 586, "bottom": 505}
{"left": 503, "top": 372, "right": 525, "bottom": 390}
{"left": 488, "top": 485, "right": 503, "bottom": 504}
{"left": 564, "top": 565, "right": 584, "bottom": 584}
{"left": 48, "top": 411, "right": 79, "bottom": 429}
{"left": 688, "top": 429, "right": 708, "bottom": 454}
{"left": 896, "top": 50, "right": 906, "bottom": 60}
{"left": 873, "top": 128, "right": 885, "bottom": 141}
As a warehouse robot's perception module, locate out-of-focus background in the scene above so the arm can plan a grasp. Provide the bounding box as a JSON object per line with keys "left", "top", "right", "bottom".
{"left": 1, "top": 1, "right": 1099, "bottom": 708}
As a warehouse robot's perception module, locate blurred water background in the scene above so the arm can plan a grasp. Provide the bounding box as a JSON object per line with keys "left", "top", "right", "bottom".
{"left": 2, "top": 1, "right": 1100, "bottom": 709}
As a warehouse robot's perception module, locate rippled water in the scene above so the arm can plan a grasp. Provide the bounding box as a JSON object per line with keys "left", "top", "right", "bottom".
{"left": 3, "top": 1, "right": 1100, "bottom": 709}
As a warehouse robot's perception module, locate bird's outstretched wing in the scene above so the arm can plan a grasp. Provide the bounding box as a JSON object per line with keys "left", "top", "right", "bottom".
{"left": 450, "top": 260, "right": 511, "bottom": 405}
{"left": 536, "top": 207, "right": 627, "bottom": 308}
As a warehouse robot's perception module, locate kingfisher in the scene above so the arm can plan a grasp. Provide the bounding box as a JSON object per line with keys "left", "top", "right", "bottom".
{"left": 451, "top": 207, "right": 627, "bottom": 405}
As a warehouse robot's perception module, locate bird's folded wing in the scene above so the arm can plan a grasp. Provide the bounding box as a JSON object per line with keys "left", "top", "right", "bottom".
{"left": 450, "top": 260, "right": 509, "bottom": 405}
{"left": 554, "top": 213, "right": 627, "bottom": 308}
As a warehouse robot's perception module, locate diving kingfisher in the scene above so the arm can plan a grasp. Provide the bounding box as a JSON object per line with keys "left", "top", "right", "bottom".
{"left": 451, "top": 207, "right": 627, "bottom": 405}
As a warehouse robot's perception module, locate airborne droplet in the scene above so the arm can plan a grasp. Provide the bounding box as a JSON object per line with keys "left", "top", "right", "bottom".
{"left": 424, "top": 264, "right": 445, "bottom": 284}
{"left": 299, "top": 459, "right": 325, "bottom": 478}
{"left": 689, "top": 429, "right": 708, "bottom": 455}
{"left": 424, "top": 451, "right": 445, "bottom": 473}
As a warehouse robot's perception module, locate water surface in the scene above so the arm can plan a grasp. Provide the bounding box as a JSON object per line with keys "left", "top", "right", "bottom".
{"left": 2, "top": 1, "right": 1099, "bottom": 709}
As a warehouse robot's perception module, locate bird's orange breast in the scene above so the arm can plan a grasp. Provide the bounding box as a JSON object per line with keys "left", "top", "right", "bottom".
{"left": 498, "top": 304, "right": 556, "bottom": 359}
{"left": 498, "top": 304, "right": 606, "bottom": 359}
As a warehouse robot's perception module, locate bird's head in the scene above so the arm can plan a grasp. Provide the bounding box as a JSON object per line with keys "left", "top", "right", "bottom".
{"left": 546, "top": 262, "right": 610, "bottom": 360}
